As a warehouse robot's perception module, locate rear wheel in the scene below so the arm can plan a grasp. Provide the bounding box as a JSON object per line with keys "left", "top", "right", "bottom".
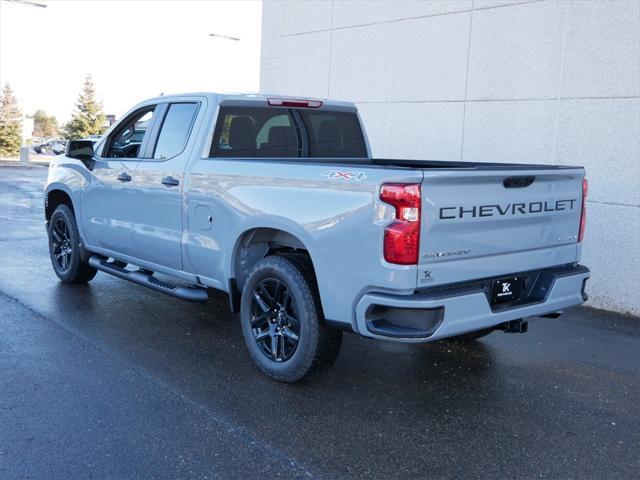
{"left": 240, "top": 253, "right": 342, "bottom": 382}
{"left": 48, "top": 204, "right": 97, "bottom": 284}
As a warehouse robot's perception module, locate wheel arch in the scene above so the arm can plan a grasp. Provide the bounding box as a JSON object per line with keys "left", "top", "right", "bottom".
{"left": 45, "top": 185, "right": 90, "bottom": 262}
{"left": 227, "top": 224, "right": 320, "bottom": 313}
{"left": 45, "top": 185, "right": 76, "bottom": 221}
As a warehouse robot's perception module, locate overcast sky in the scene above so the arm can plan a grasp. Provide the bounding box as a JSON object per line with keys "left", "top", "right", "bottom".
{"left": 0, "top": 0, "right": 262, "bottom": 123}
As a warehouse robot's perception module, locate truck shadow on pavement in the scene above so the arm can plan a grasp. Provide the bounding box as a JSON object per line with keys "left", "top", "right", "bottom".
{"left": 8, "top": 249, "right": 640, "bottom": 480}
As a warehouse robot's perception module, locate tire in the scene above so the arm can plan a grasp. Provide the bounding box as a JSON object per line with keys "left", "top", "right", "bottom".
{"left": 240, "top": 253, "right": 342, "bottom": 383}
{"left": 48, "top": 204, "right": 97, "bottom": 284}
{"left": 446, "top": 328, "right": 494, "bottom": 342}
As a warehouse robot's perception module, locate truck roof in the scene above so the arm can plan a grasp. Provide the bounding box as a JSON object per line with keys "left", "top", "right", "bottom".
{"left": 138, "top": 92, "right": 357, "bottom": 110}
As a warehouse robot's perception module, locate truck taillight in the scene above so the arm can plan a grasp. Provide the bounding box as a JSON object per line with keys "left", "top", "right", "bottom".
{"left": 578, "top": 178, "right": 588, "bottom": 242}
{"left": 380, "top": 183, "right": 421, "bottom": 265}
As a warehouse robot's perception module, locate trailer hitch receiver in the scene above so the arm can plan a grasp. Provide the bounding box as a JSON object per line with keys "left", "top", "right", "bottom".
{"left": 499, "top": 319, "right": 528, "bottom": 333}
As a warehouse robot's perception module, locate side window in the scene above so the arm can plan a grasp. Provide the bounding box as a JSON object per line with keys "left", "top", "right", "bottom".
{"left": 153, "top": 102, "right": 199, "bottom": 160}
{"left": 104, "top": 107, "right": 155, "bottom": 158}
{"left": 210, "top": 107, "right": 298, "bottom": 158}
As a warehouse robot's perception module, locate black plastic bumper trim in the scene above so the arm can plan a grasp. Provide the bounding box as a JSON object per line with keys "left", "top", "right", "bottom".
{"left": 415, "top": 264, "right": 590, "bottom": 312}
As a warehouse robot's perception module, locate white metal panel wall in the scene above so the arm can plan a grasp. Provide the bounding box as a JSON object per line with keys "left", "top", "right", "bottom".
{"left": 260, "top": 0, "right": 640, "bottom": 316}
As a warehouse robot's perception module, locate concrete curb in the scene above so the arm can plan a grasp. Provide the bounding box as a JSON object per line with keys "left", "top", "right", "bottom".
{"left": 0, "top": 161, "right": 48, "bottom": 169}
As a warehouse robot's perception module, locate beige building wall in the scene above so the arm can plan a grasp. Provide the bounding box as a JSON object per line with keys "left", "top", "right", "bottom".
{"left": 260, "top": 0, "right": 640, "bottom": 316}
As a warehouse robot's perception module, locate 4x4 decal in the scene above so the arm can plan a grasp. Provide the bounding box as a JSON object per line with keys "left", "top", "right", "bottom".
{"left": 321, "top": 170, "right": 367, "bottom": 181}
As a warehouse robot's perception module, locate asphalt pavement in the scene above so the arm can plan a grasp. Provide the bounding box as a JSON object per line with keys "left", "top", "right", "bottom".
{"left": 0, "top": 166, "right": 638, "bottom": 479}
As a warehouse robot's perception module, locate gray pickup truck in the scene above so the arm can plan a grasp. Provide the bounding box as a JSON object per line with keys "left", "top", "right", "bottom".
{"left": 45, "top": 93, "right": 590, "bottom": 382}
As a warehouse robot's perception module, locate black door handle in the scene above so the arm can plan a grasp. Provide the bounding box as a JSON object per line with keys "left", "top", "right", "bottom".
{"left": 117, "top": 172, "right": 132, "bottom": 182}
{"left": 161, "top": 176, "right": 179, "bottom": 187}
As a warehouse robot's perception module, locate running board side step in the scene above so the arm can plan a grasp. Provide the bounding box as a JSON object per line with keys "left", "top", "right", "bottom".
{"left": 88, "top": 256, "right": 208, "bottom": 302}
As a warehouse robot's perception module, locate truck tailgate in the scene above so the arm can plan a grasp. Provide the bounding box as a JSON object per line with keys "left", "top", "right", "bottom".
{"left": 418, "top": 168, "right": 585, "bottom": 288}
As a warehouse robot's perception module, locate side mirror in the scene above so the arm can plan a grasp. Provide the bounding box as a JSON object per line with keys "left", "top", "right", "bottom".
{"left": 66, "top": 139, "right": 95, "bottom": 170}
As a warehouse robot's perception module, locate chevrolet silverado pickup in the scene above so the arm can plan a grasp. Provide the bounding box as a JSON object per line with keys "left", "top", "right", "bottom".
{"left": 45, "top": 93, "right": 590, "bottom": 382}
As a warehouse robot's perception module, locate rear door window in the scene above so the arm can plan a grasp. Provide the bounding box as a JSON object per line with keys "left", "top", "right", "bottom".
{"left": 211, "top": 107, "right": 298, "bottom": 157}
{"left": 153, "top": 102, "right": 199, "bottom": 160}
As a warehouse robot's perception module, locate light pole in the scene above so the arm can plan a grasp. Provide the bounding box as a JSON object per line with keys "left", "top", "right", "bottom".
{"left": 208, "top": 33, "right": 241, "bottom": 42}
{"left": 2, "top": 0, "right": 47, "bottom": 8}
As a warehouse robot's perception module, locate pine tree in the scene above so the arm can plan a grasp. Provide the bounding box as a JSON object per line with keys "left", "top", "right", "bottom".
{"left": 33, "top": 109, "right": 59, "bottom": 138}
{"left": 63, "top": 74, "right": 106, "bottom": 139}
{"left": 0, "top": 84, "right": 23, "bottom": 157}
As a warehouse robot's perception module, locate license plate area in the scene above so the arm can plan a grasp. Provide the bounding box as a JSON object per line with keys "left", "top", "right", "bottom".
{"left": 491, "top": 276, "right": 522, "bottom": 304}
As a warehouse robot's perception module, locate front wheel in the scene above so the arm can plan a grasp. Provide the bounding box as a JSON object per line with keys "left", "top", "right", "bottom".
{"left": 48, "top": 204, "right": 97, "bottom": 284}
{"left": 240, "top": 253, "right": 342, "bottom": 383}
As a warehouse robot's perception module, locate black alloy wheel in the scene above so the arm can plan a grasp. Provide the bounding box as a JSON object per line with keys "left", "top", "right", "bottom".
{"left": 240, "top": 254, "right": 343, "bottom": 382}
{"left": 48, "top": 204, "right": 97, "bottom": 284}
{"left": 250, "top": 278, "right": 301, "bottom": 362}
{"left": 51, "top": 217, "right": 73, "bottom": 273}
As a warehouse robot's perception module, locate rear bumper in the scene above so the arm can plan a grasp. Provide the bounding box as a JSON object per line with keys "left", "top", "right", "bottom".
{"left": 355, "top": 265, "right": 590, "bottom": 342}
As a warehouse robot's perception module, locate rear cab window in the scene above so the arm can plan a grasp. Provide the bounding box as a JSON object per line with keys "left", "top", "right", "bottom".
{"left": 298, "top": 110, "right": 366, "bottom": 158}
{"left": 209, "top": 105, "right": 367, "bottom": 159}
{"left": 212, "top": 107, "right": 298, "bottom": 158}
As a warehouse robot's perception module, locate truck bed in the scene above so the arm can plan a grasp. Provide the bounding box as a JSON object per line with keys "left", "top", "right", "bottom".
{"left": 370, "top": 158, "right": 580, "bottom": 170}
